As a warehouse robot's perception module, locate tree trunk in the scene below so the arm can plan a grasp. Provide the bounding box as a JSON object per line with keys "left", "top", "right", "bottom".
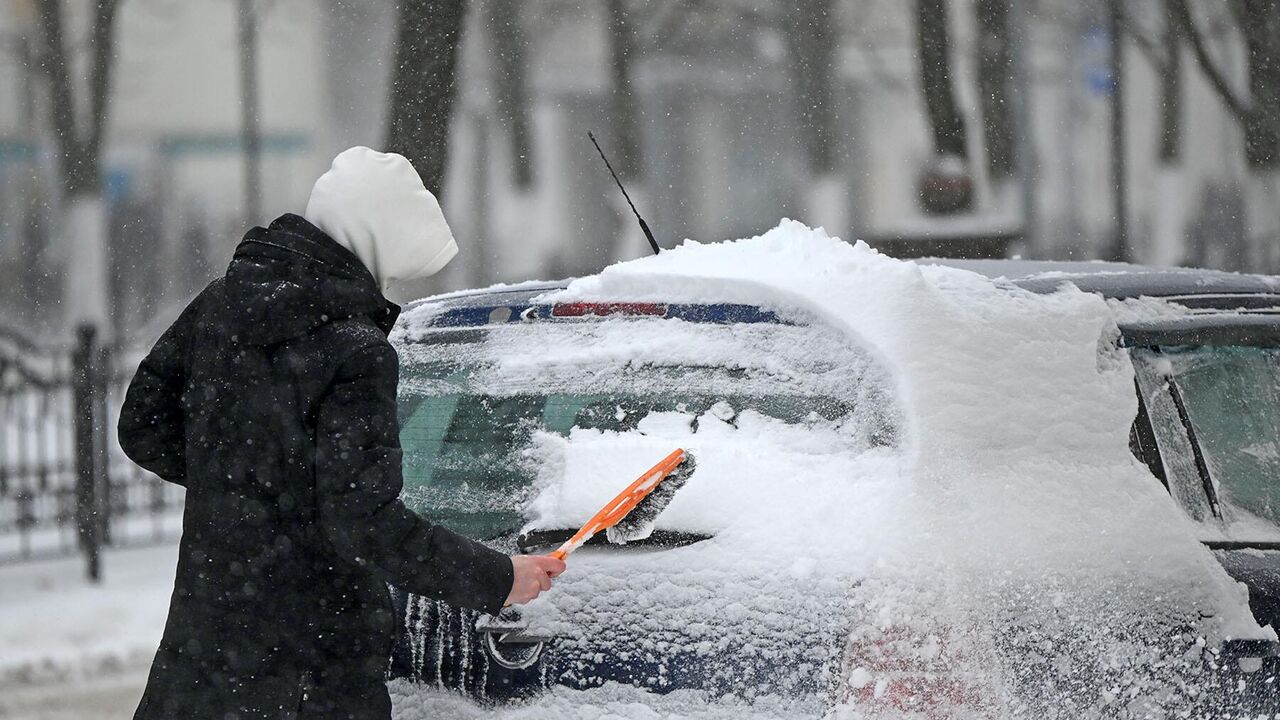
{"left": 606, "top": 0, "right": 641, "bottom": 181}
{"left": 386, "top": 0, "right": 467, "bottom": 196}
{"left": 34, "top": 0, "right": 122, "bottom": 338}
{"left": 787, "top": 0, "right": 838, "bottom": 175}
{"left": 1242, "top": 0, "right": 1280, "bottom": 271}
{"left": 786, "top": 0, "right": 846, "bottom": 235}
{"left": 975, "top": 0, "right": 1013, "bottom": 178}
{"left": 489, "top": 0, "right": 532, "bottom": 188}
{"left": 1151, "top": 12, "right": 1185, "bottom": 266}
{"left": 1241, "top": 0, "right": 1279, "bottom": 169}
{"left": 1157, "top": 14, "right": 1181, "bottom": 164}
{"left": 64, "top": 196, "right": 110, "bottom": 330}
{"left": 1105, "top": 0, "right": 1129, "bottom": 263}
{"left": 915, "top": 0, "right": 967, "bottom": 159}
{"left": 238, "top": 0, "right": 263, "bottom": 226}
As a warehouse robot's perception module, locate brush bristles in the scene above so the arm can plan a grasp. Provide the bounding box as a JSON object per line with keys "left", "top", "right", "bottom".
{"left": 606, "top": 453, "right": 697, "bottom": 544}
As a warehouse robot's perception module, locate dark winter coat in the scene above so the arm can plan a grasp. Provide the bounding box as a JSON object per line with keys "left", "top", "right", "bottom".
{"left": 119, "top": 214, "right": 513, "bottom": 720}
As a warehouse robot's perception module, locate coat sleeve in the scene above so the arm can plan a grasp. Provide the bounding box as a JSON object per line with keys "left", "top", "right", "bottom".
{"left": 117, "top": 294, "right": 202, "bottom": 486}
{"left": 315, "top": 340, "right": 514, "bottom": 616}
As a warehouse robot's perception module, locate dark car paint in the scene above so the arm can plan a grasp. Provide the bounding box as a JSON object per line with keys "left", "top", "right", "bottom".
{"left": 390, "top": 265, "right": 1280, "bottom": 704}
{"left": 1216, "top": 550, "right": 1280, "bottom": 631}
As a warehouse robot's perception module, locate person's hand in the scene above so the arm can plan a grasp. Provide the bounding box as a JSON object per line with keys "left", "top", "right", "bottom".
{"left": 506, "top": 555, "right": 566, "bottom": 605}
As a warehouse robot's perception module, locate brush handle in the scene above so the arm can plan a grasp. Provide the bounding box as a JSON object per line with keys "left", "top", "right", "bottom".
{"left": 547, "top": 449, "right": 686, "bottom": 563}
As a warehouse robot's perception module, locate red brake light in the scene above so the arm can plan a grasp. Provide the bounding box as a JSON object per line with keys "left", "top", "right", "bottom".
{"left": 550, "top": 302, "right": 667, "bottom": 318}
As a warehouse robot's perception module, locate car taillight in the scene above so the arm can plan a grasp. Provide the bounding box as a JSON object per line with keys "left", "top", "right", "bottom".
{"left": 550, "top": 302, "right": 668, "bottom": 318}
{"left": 836, "top": 624, "right": 1001, "bottom": 719}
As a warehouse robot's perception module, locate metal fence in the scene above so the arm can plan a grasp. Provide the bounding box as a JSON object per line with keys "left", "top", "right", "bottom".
{"left": 0, "top": 324, "right": 183, "bottom": 578}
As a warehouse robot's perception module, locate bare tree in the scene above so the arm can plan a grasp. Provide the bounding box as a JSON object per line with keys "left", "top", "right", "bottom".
{"left": 385, "top": 0, "right": 467, "bottom": 195}
{"left": 238, "top": 0, "right": 262, "bottom": 226}
{"left": 488, "top": 0, "right": 532, "bottom": 188}
{"left": 1116, "top": 4, "right": 1181, "bottom": 163}
{"left": 606, "top": 0, "right": 642, "bottom": 182}
{"left": 914, "top": 0, "right": 974, "bottom": 215}
{"left": 975, "top": 0, "right": 1013, "bottom": 178}
{"left": 783, "top": 0, "right": 838, "bottom": 176}
{"left": 1171, "top": 0, "right": 1279, "bottom": 168}
{"left": 1171, "top": 0, "right": 1280, "bottom": 270}
{"left": 34, "top": 0, "right": 124, "bottom": 332}
{"left": 916, "top": 0, "right": 967, "bottom": 161}
{"left": 1125, "top": 3, "right": 1186, "bottom": 265}
{"left": 34, "top": 0, "right": 121, "bottom": 198}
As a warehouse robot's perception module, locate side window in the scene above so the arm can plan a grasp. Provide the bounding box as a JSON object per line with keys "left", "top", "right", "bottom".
{"left": 1132, "top": 346, "right": 1280, "bottom": 543}
{"left": 1168, "top": 348, "right": 1280, "bottom": 533}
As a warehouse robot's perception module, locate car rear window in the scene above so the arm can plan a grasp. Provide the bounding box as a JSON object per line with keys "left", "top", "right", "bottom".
{"left": 395, "top": 318, "right": 901, "bottom": 540}
{"left": 1133, "top": 346, "right": 1280, "bottom": 541}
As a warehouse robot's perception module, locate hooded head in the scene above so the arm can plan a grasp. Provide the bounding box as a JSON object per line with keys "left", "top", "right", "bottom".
{"left": 304, "top": 146, "right": 458, "bottom": 292}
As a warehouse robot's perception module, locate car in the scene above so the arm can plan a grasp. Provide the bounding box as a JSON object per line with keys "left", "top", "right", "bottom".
{"left": 384, "top": 237, "right": 1280, "bottom": 717}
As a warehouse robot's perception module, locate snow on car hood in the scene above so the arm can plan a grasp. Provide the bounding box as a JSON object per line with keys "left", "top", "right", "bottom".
{"left": 516, "top": 220, "right": 1269, "bottom": 712}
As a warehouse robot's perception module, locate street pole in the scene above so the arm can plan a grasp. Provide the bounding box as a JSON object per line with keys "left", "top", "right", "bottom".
{"left": 1108, "top": 0, "right": 1129, "bottom": 262}
{"left": 238, "top": 0, "right": 262, "bottom": 227}
{"left": 1007, "top": 0, "right": 1038, "bottom": 258}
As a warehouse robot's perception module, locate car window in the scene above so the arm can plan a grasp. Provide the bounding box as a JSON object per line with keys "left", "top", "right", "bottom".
{"left": 1132, "top": 346, "right": 1280, "bottom": 542}
{"left": 395, "top": 318, "right": 901, "bottom": 540}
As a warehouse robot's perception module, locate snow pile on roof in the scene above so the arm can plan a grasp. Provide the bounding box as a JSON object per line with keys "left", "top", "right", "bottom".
{"left": 517, "top": 220, "right": 1267, "bottom": 712}
{"left": 547, "top": 220, "right": 1130, "bottom": 471}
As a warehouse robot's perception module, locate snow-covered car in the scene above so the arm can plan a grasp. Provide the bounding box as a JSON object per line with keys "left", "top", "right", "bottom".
{"left": 386, "top": 224, "right": 1280, "bottom": 717}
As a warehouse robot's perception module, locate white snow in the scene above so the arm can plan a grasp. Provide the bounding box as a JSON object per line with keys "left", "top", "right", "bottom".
{"left": 484, "top": 220, "right": 1267, "bottom": 714}
{"left": 0, "top": 544, "right": 176, "bottom": 684}
{"left": 1105, "top": 294, "right": 1194, "bottom": 325}
{"left": 534, "top": 221, "right": 1258, "bottom": 611}
{"left": 7, "top": 220, "right": 1266, "bottom": 718}
{"left": 390, "top": 680, "right": 824, "bottom": 720}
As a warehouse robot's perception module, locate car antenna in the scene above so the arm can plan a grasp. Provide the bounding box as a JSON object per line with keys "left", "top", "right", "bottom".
{"left": 588, "top": 130, "right": 661, "bottom": 255}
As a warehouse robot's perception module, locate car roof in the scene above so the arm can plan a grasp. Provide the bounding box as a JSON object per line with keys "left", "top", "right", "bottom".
{"left": 925, "top": 258, "right": 1280, "bottom": 304}
{"left": 416, "top": 261, "right": 1280, "bottom": 307}
{"left": 404, "top": 260, "right": 1280, "bottom": 345}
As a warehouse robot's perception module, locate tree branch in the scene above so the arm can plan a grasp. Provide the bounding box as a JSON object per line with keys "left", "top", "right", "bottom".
{"left": 1117, "top": 5, "right": 1169, "bottom": 72}
{"left": 1225, "top": 0, "right": 1250, "bottom": 34}
{"left": 1170, "top": 0, "right": 1251, "bottom": 123}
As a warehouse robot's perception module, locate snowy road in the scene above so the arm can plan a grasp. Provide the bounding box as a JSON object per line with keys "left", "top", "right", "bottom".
{"left": 0, "top": 669, "right": 149, "bottom": 720}
{"left": 0, "top": 545, "right": 177, "bottom": 719}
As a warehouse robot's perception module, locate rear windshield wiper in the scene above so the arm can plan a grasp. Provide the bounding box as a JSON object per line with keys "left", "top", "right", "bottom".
{"left": 516, "top": 528, "right": 710, "bottom": 554}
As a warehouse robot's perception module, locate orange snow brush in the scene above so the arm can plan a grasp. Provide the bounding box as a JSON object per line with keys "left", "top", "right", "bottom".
{"left": 549, "top": 448, "right": 696, "bottom": 562}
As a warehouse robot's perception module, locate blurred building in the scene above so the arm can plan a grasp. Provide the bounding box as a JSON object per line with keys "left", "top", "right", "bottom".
{"left": 0, "top": 0, "right": 1271, "bottom": 344}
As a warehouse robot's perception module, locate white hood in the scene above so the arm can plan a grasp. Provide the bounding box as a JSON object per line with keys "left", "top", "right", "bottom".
{"left": 304, "top": 146, "right": 458, "bottom": 292}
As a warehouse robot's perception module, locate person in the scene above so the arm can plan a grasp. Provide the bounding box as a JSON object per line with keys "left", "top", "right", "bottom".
{"left": 119, "top": 147, "right": 565, "bottom": 720}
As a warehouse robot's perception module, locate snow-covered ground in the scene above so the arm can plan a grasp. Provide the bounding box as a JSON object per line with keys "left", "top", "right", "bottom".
{"left": 0, "top": 544, "right": 176, "bottom": 719}
{"left": 0, "top": 545, "right": 176, "bottom": 684}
